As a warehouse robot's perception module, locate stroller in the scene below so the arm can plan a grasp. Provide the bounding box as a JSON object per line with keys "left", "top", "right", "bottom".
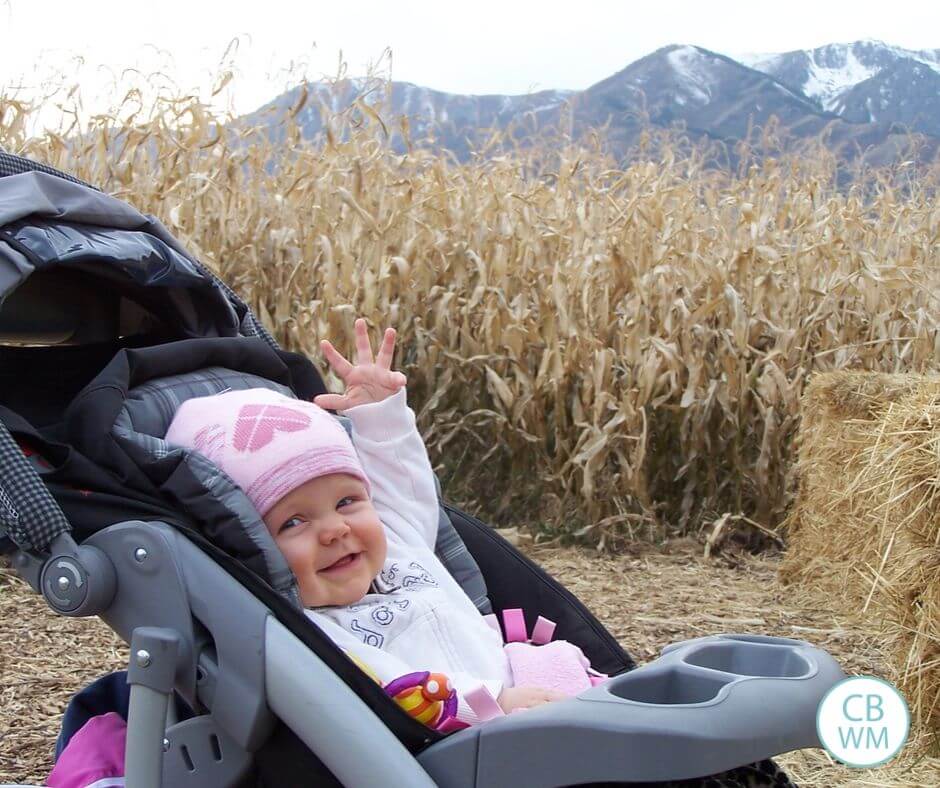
{"left": 0, "top": 152, "right": 845, "bottom": 787}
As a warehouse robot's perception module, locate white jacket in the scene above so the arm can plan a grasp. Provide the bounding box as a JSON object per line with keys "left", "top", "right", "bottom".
{"left": 304, "top": 388, "right": 510, "bottom": 720}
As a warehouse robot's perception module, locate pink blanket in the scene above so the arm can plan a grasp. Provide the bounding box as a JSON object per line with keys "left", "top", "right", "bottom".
{"left": 504, "top": 639, "right": 593, "bottom": 696}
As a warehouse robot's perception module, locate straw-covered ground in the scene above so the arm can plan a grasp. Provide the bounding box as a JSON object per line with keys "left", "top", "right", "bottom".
{"left": 2, "top": 540, "right": 937, "bottom": 786}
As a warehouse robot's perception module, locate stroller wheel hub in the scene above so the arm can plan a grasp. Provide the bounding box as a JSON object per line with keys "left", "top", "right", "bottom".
{"left": 134, "top": 547, "right": 148, "bottom": 562}
{"left": 40, "top": 542, "right": 117, "bottom": 616}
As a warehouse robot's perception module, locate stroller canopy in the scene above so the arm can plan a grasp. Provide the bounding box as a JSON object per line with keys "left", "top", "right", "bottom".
{"left": 0, "top": 160, "right": 263, "bottom": 351}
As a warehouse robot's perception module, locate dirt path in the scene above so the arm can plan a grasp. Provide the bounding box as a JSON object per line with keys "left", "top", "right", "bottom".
{"left": 1, "top": 540, "right": 936, "bottom": 786}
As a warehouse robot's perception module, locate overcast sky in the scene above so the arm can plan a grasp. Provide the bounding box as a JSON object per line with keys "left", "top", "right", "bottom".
{"left": 2, "top": 0, "right": 938, "bottom": 122}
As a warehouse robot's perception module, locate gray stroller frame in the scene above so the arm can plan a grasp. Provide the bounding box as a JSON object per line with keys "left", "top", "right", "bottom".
{"left": 0, "top": 157, "right": 846, "bottom": 787}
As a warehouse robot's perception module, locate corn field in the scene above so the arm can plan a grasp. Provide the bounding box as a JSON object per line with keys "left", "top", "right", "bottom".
{"left": 2, "top": 85, "right": 939, "bottom": 546}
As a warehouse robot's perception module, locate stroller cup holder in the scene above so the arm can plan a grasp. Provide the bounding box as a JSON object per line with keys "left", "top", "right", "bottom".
{"left": 677, "top": 638, "right": 813, "bottom": 678}
{"left": 607, "top": 637, "right": 815, "bottom": 706}
{"left": 605, "top": 665, "right": 733, "bottom": 705}
{"left": 419, "top": 634, "right": 846, "bottom": 787}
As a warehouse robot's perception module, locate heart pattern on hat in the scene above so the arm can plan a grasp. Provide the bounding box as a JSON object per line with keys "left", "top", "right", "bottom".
{"left": 234, "top": 404, "right": 311, "bottom": 453}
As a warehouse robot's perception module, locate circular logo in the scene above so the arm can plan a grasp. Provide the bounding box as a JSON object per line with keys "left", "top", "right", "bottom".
{"left": 816, "top": 676, "right": 909, "bottom": 767}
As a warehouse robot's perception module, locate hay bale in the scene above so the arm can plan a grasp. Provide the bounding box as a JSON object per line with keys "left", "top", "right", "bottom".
{"left": 782, "top": 372, "right": 940, "bottom": 749}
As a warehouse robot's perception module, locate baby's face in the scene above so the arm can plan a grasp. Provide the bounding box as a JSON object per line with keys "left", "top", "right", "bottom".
{"left": 263, "top": 473, "right": 387, "bottom": 608}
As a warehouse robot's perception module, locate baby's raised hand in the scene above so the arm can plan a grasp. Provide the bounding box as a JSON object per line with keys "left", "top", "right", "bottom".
{"left": 314, "top": 318, "right": 407, "bottom": 411}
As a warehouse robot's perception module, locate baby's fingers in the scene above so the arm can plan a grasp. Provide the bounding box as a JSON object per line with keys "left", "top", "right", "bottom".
{"left": 313, "top": 393, "right": 349, "bottom": 411}
{"left": 354, "top": 318, "right": 375, "bottom": 365}
{"left": 382, "top": 369, "right": 407, "bottom": 390}
{"left": 375, "top": 327, "right": 397, "bottom": 370}
{"left": 320, "top": 339, "right": 354, "bottom": 379}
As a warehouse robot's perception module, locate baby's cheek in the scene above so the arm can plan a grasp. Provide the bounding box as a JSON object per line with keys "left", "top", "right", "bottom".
{"left": 299, "top": 582, "right": 328, "bottom": 609}
{"left": 370, "top": 529, "right": 388, "bottom": 570}
{"left": 281, "top": 540, "right": 315, "bottom": 577}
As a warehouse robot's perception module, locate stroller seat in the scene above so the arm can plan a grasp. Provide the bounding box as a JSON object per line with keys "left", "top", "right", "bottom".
{"left": 0, "top": 154, "right": 842, "bottom": 787}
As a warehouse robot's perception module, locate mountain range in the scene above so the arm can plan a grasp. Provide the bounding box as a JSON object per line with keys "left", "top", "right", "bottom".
{"left": 250, "top": 40, "right": 940, "bottom": 166}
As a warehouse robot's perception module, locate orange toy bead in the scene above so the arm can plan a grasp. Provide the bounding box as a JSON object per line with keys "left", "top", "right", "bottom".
{"left": 421, "top": 673, "right": 453, "bottom": 702}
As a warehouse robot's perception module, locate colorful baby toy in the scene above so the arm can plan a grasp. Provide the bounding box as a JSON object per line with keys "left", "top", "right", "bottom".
{"left": 384, "top": 671, "right": 463, "bottom": 732}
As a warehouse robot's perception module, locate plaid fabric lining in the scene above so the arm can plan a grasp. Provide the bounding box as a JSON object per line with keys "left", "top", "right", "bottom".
{"left": 125, "top": 367, "right": 294, "bottom": 440}
{"left": 0, "top": 151, "right": 97, "bottom": 189}
{"left": 0, "top": 422, "right": 70, "bottom": 552}
{"left": 432, "top": 473, "right": 492, "bottom": 614}
{"left": 236, "top": 308, "right": 279, "bottom": 353}
{"left": 434, "top": 511, "right": 492, "bottom": 614}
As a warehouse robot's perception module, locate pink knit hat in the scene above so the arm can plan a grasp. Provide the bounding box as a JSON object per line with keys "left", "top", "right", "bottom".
{"left": 165, "top": 388, "right": 370, "bottom": 516}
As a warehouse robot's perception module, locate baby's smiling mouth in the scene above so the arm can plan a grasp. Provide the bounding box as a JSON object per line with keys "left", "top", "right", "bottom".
{"left": 319, "top": 552, "right": 361, "bottom": 573}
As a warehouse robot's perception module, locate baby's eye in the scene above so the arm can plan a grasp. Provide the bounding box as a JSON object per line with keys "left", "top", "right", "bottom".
{"left": 279, "top": 516, "right": 306, "bottom": 533}
{"left": 337, "top": 496, "right": 357, "bottom": 509}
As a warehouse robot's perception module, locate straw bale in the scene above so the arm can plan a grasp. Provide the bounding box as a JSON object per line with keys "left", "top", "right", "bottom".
{"left": 782, "top": 372, "right": 940, "bottom": 750}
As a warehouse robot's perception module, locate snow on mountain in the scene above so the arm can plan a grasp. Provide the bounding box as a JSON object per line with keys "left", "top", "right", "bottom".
{"left": 582, "top": 44, "right": 833, "bottom": 151}
{"left": 877, "top": 43, "right": 940, "bottom": 74}
{"left": 666, "top": 45, "right": 717, "bottom": 104}
{"left": 802, "top": 51, "right": 877, "bottom": 109}
{"left": 738, "top": 40, "right": 940, "bottom": 111}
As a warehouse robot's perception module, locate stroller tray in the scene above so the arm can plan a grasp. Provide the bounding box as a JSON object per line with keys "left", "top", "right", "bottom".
{"left": 608, "top": 635, "right": 815, "bottom": 706}
{"left": 418, "top": 633, "right": 846, "bottom": 787}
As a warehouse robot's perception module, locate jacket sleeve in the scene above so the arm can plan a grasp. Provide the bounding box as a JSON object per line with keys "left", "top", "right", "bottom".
{"left": 342, "top": 389, "right": 440, "bottom": 550}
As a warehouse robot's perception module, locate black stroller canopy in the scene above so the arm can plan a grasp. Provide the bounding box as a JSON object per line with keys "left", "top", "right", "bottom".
{"left": 0, "top": 163, "right": 242, "bottom": 347}
{"left": 0, "top": 153, "right": 285, "bottom": 558}
{"left": 0, "top": 152, "right": 282, "bottom": 430}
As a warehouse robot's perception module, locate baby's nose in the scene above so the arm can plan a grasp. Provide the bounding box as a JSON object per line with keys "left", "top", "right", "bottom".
{"left": 318, "top": 515, "right": 350, "bottom": 543}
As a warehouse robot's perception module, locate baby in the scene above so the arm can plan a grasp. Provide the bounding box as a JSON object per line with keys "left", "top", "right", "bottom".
{"left": 166, "top": 319, "right": 575, "bottom": 723}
